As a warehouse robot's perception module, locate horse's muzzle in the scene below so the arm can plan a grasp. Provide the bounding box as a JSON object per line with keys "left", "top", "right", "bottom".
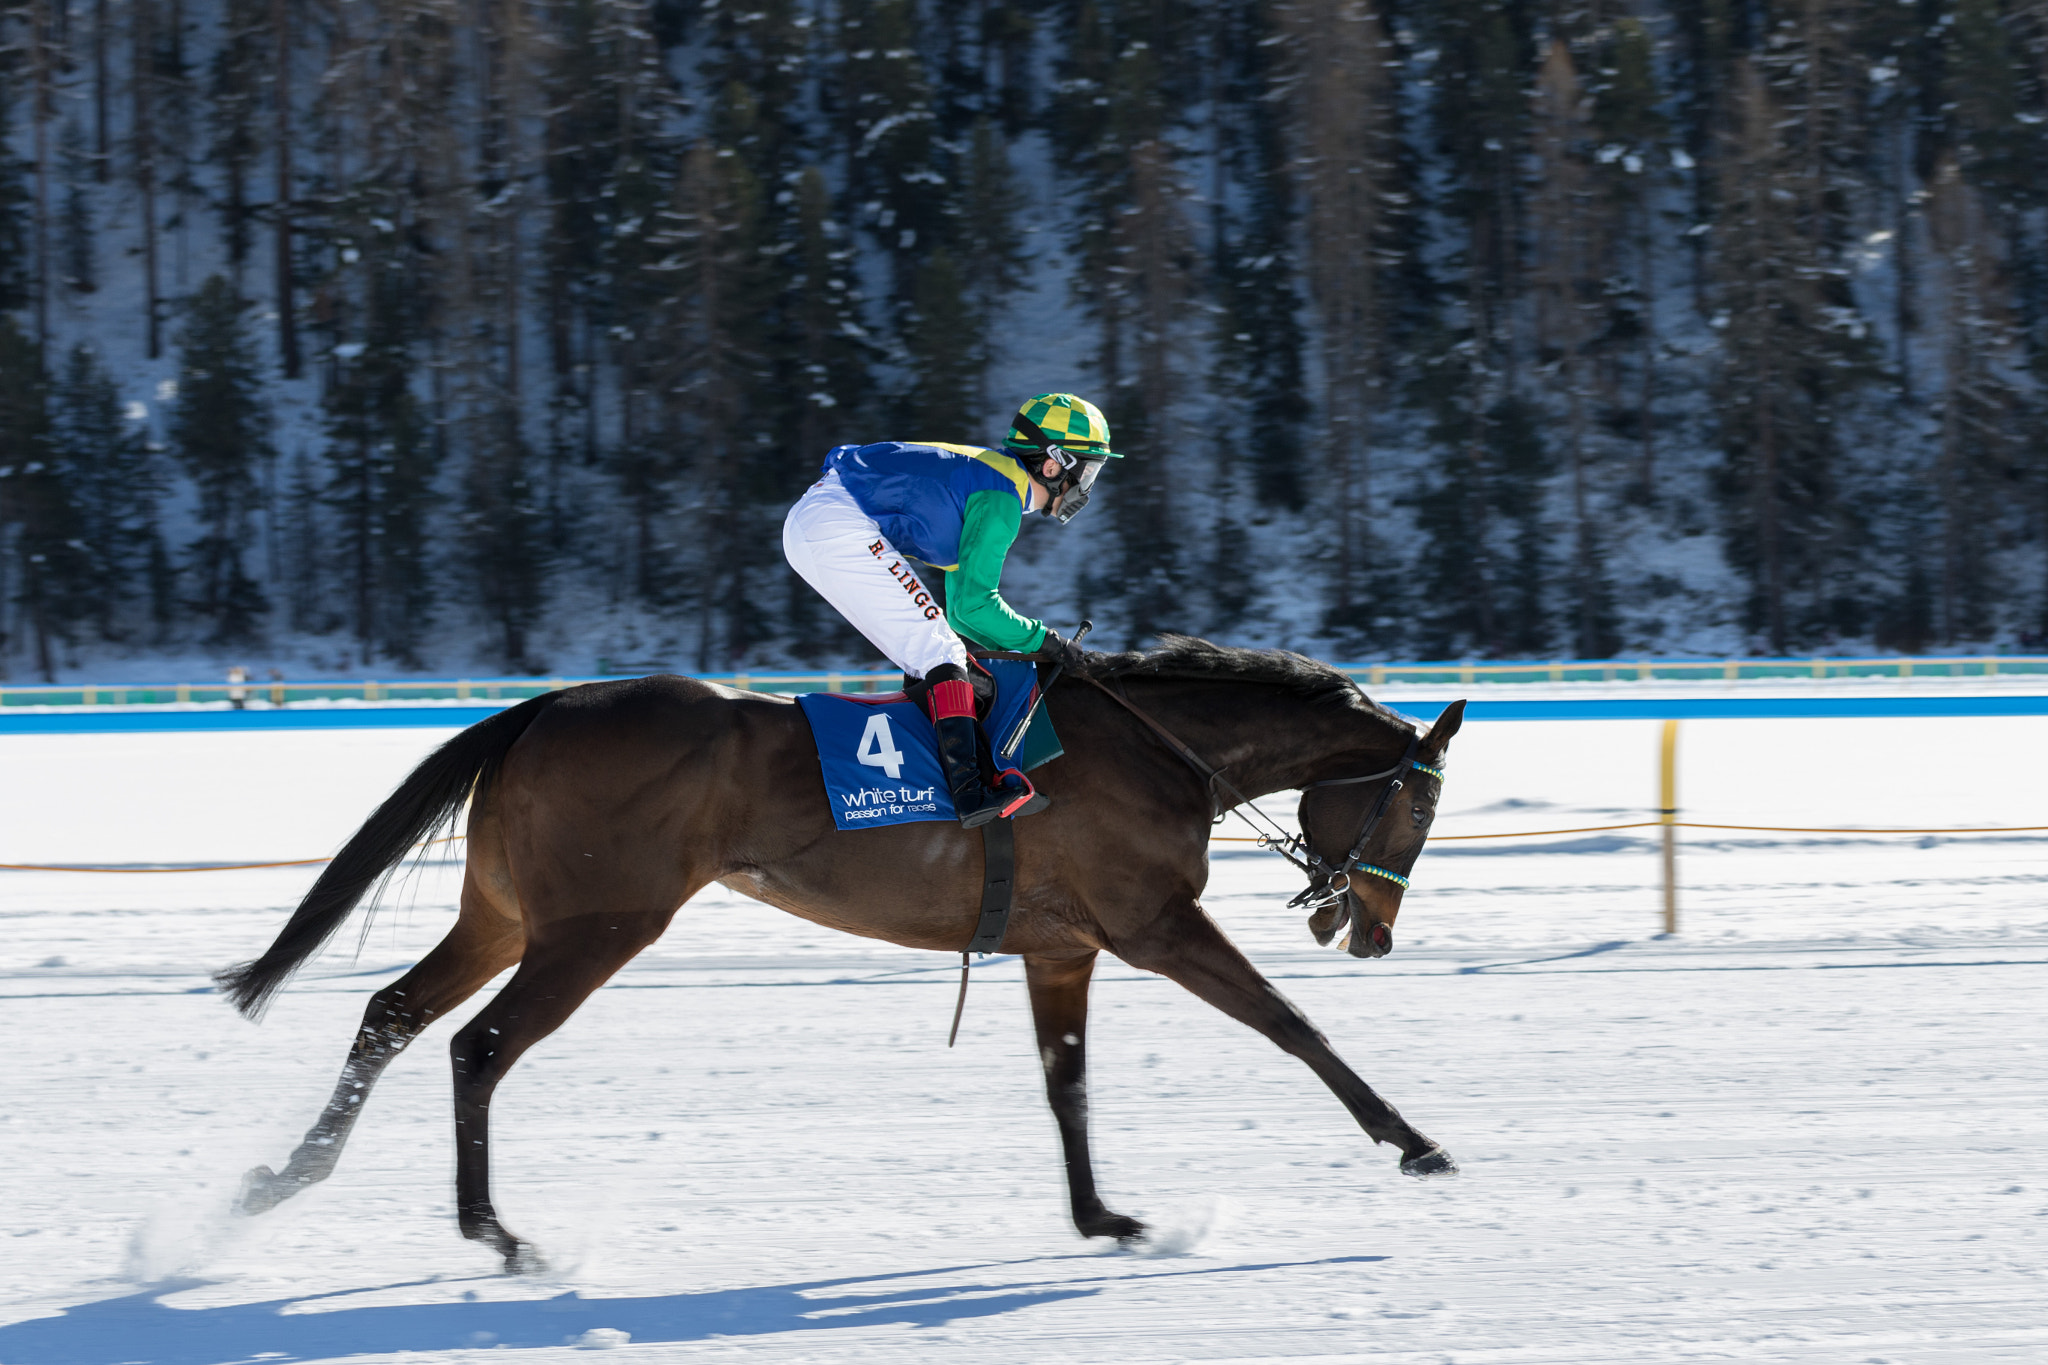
{"left": 1347, "top": 919, "right": 1393, "bottom": 959}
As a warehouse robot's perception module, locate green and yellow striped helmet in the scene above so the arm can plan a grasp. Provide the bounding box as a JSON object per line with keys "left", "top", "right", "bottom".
{"left": 1003, "top": 393, "right": 1121, "bottom": 459}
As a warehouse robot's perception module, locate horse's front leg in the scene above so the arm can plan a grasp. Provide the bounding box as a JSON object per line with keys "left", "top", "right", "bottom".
{"left": 1023, "top": 951, "right": 1145, "bottom": 1241}
{"left": 1115, "top": 899, "right": 1456, "bottom": 1177}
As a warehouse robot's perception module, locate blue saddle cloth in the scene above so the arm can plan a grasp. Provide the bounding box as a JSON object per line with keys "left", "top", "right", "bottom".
{"left": 796, "top": 659, "right": 1062, "bottom": 831}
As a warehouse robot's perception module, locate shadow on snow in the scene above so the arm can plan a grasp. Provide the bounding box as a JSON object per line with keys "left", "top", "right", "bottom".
{"left": 0, "top": 1256, "right": 1386, "bottom": 1363}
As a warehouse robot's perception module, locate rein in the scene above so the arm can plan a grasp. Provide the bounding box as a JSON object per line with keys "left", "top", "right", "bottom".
{"left": 1074, "top": 675, "right": 1432, "bottom": 913}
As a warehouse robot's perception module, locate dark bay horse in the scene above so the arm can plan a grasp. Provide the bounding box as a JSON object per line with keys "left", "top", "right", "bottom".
{"left": 218, "top": 636, "right": 1468, "bottom": 1271}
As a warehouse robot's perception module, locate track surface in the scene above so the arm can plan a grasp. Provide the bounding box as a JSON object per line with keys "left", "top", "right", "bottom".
{"left": 2, "top": 715, "right": 2044, "bottom": 1363}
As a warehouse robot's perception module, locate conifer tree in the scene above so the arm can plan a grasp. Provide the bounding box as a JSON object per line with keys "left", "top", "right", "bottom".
{"left": 1425, "top": 0, "right": 1532, "bottom": 385}
{"left": 1926, "top": 154, "right": 2021, "bottom": 643}
{"left": 954, "top": 117, "right": 1030, "bottom": 415}
{"left": 1051, "top": 8, "right": 1200, "bottom": 643}
{"left": 269, "top": 0, "right": 301, "bottom": 376}
{"left": 0, "top": 79, "right": 31, "bottom": 314}
{"left": 1409, "top": 391, "right": 1552, "bottom": 657}
{"left": 208, "top": 0, "right": 267, "bottom": 292}
{"left": 309, "top": 0, "right": 468, "bottom": 662}
{"left": 51, "top": 344, "right": 160, "bottom": 639}
{"left": 902, "top": 247, "right": 980, "bottom": 435}
{"left": 701, "top": 0, "right": 811, "bottom": 190}
{"left": 539, "top": 0, "right": 675, "bottom": 463}
{"left": 321, "top": 258, "right": 439, "bottom": 664}
{"left": 277, "top": 451, "right": 328, "bottom": 633}
{"left": 647, "top": 138, "right": 774, "bottom": 662}
{"left": 1277, "top": 0, "right": 1403, "bottom": 635}
{"left": 24, "top": 0, "right": 55, "bottom": 345}
{"left": 132, "top": 0, "right": 164, "bottom": 356}
{"left": 1943, "top": 0, "right": 2035, "bottom": 211}
{"left": 1589, "top": 17, "right": 1666, "bottom": 500}
{"left": 772, "top": 165, "right": 874, "bottom": 663}
{"left": 836, "top": 0, "right": 944, "bottom": 298}
{"left": 981, "top": 0, "right": 1037, "bottom": 134}
{"left": 58, "top": 120, "right": 96, "bottom": 294}
{"left": 461, "top": 403, "right": 549, "bottom": 669}
{"left": 0, "top": 317, "right": 94, "bottom": 680}
{"left": 781, "top": 164, "right": 869, "bottom": 464}
{"left": 169, "top": 276, "right": 270, "bottom": 643}
{"left": 1711, "top": 61, "right": 1866, "bottom": 652}
{"left": 1217, "top": 0, "right": 1307, "bottom": 518}
{"left": 1530, "top": 38, "right": 1618, "bottom": 658}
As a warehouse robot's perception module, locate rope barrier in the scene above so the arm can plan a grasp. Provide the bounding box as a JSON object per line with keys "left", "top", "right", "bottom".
{"left": 9, "top": 818, "right": 2048, "bottom": 874}
{"left": 0, "top": 835, "right": 467, "bottom": 874}
{"left": 1215, "top": 819, "right": 2048, "bottom": 844}
{"left": 0, "top": 856, "right": 337, "bottom": 873}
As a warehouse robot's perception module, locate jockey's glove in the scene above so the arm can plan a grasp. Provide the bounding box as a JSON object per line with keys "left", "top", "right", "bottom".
{"left": 1039, "top": 628, "right": 1092, "bottom": 674}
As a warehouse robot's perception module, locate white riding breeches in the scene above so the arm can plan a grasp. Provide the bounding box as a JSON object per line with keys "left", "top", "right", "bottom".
{"left": 782, "top": 470, "right": 969, "bottom": 679}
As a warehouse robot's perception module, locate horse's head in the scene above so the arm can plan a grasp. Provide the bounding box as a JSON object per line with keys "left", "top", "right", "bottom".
{"left": 1298, "top": 699, "right": 1466, "bottom": 959}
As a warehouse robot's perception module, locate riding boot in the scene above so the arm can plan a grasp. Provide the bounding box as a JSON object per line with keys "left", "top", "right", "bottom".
{"left": 923, "top": 668, "right": 1049, "bottom": 828}
{"left": 933, "top": 713, "right": 1007, "bottom": 829}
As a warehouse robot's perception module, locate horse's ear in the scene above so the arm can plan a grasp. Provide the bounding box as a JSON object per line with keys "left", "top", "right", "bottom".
{"left": 1419, "top": 699, "right": 1466, "bottom": 760}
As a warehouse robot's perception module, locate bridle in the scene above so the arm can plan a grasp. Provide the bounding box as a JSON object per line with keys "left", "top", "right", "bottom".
{"left": 1285, "top": 734, "right": 1447, "bottom": 914}
{"left": 1076, "top": 676, "right": 1443, "bottom": 916}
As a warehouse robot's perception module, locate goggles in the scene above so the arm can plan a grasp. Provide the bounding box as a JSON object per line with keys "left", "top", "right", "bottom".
{"left": 1040, "top": 444, "right": 1107, "bottom": 525}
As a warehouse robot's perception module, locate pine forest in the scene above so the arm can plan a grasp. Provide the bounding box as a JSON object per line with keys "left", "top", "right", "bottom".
{"left": 4, "top": 0, "right": 2048, "bottom": 680}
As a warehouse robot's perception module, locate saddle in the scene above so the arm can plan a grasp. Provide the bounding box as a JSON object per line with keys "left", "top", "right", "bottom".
{"left": 793, "top": 658, "right": 1059, "bottom": 832}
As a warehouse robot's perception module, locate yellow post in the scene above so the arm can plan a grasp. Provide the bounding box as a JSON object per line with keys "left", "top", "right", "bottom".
{"left": 1660, "top": 719, "right": 1680, "bottom": 935}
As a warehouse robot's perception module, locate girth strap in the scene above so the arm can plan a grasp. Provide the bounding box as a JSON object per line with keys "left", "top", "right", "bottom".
{"left": 949, "top": 817, "right": 1016, "bottom": 1047}
{"left": 968, "top": 817, "right": 1016, "bottom": 954}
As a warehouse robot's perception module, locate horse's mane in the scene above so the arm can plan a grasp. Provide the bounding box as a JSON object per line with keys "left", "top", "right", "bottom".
{"left": 1081, "top": 634, "right": 1372, "bottom": 710}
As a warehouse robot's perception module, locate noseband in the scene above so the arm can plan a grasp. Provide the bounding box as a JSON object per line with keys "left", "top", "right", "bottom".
{"left": 1284, "top": 733, "right": 1445, "bottom": 914}
{"left": 1073, "top": 676, "right": 1440, "bottom": 913}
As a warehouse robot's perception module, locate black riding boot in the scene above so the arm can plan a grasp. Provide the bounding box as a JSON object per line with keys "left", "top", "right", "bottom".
{"left": 935, "top": 714, "right": 1008, "bottom": 829}
{"left": 932, "top": 714, "right": 1048, "bottom": 828}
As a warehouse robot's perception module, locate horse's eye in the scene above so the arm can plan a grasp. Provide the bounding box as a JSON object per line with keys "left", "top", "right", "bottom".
{"left": 1412, "top": 805, "right": 1433, "bottom": 829}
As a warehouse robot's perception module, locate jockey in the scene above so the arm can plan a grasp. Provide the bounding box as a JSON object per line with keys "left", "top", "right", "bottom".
{"left": 782, "top": 393, "right": 1119, "bottom": 828}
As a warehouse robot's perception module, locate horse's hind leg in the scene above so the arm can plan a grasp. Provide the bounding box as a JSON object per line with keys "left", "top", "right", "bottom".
{"left": 1025, "top": 951, "right": 1144, "bottom": 1241}
{"left": 1116, "top": 899, "right": 1456, "bottom": 1176}
{"left": 447, "top": 908, "right": 674, "bottom": 1273}
{"left": 241, "top": 885, "right": 524, "bottom": 1214}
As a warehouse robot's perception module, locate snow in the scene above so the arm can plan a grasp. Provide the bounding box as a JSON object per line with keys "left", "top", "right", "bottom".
{"left": 2, "top": 706, "right": 2045, "bottom": 1363}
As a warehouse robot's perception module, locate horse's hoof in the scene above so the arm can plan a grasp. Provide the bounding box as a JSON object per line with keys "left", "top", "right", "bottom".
{"left": 1079, "top": 1212, "right": 1146, "bottom": 1241}
{"left": 238, "top": 1165, "right": 290, "bottom": 1216}
{"left": 502, "top": 1241, "right": 549, "bottom": 1275}
{"left": 1400, "top": 1144, "right": 1458, "bottom": 1178}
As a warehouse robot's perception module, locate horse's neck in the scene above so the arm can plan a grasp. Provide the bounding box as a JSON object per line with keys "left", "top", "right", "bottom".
{"left": 1126, "top": 681, "right": 1401, "bottom": 800}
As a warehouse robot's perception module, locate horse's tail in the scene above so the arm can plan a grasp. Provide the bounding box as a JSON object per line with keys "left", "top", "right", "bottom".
{"left": 214, "top": 691, "right": 561, "bottom": 1019}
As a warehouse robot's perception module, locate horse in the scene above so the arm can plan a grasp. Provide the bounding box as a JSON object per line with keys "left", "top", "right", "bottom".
{"left": 216, "top": 635, "right": 1469, "bottom": 1272}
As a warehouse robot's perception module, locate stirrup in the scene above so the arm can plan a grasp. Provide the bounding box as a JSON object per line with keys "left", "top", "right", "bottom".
{"left": 993, "top": 768, "right": 1049, "bottom": 820}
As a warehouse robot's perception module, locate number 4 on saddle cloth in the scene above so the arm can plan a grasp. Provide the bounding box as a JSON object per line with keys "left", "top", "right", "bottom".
{"left": 796, "top": 659, "right": 1063, "bottom": 831}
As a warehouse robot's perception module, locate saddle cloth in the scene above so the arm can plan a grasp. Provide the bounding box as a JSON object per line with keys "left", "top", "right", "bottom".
{"left": 796, "top": 658, "right": 1062, "bottom": 831}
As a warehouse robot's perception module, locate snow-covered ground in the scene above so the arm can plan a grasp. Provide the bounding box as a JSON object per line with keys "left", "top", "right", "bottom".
{"left": 2, "top": 710, "right": 2044, "bottom": 1363}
